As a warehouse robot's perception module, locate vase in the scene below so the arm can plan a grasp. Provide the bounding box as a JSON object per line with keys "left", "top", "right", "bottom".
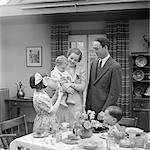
{"left": 79, "top": 128, "right": 93, "bottom": 139}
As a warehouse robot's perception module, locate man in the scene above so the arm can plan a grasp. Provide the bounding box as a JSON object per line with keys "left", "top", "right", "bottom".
{"left": 85, "top": 37, "right": 122, "bottom": 120}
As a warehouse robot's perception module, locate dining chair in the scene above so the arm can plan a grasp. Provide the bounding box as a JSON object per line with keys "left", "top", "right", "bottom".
{"left": 0, "top": 115, "right": 28, "bottom": 150}
{"left": 119, "top": 117, "right": 138, "bottom": 127}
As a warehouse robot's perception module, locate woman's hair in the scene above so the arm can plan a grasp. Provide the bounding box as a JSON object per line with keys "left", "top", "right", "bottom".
{"left": 95, "top": 37, "right": 110, "bottom": 49}
{"left": 106, "top": 105, "right": 123, "bottom": 122}
{"left": 29, "top": 73, "right": 47, "bottom": 90}
{"left": 67, "top": 48, "right": 82, "bottom": 62}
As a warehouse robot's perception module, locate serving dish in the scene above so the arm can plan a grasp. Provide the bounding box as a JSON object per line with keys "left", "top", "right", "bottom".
{"left": 126, "top": 127, "right": 144, "bottom": 134}
{"left": 133, "top": 70, "right": 145, "bottom": 81}
{"left": 135, "top": 56, "right": 147, "bottom": 67}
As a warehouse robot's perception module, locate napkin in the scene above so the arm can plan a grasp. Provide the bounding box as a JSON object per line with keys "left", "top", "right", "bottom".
{"left": 55, "top": 142, "right": 75, "bottom": 150}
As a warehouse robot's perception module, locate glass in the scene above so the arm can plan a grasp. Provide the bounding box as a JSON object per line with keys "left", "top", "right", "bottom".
{"left": 106, "top": 138, "right": 116, "bottom": 150}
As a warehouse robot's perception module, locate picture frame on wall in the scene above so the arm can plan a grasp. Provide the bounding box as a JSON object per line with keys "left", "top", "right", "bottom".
{"left": 26, "top": 46, "right": 42, "bottom": 67}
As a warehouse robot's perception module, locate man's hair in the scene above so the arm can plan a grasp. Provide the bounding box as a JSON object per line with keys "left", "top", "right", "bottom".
{"left": 106, "top": 105, "right": 123, "bottom": 122}
{"left": 55, "top": 55, "right": 68, "bottom": 66}
{"left": 95, "top": 37, "right": 110, "bottom": 49}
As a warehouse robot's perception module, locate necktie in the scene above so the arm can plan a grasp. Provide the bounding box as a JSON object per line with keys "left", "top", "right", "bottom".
{"left": 98, "top": 60, "right": 102, "bottom": 68}
{"left": 96, "top": 60, "right": 102, "bottom": 79}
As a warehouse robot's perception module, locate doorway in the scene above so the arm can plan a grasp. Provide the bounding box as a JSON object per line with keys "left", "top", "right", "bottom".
{"left": 68, "top": 34, "right": 106, "bottom": 107}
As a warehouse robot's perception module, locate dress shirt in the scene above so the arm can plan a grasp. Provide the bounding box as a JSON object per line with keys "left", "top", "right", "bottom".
{"left": 100, "top": 54, "right": 110, "bottom": 68}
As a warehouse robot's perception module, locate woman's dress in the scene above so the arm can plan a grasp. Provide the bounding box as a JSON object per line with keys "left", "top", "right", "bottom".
{"left": 56, "top": 65, "right": 86, "bottom": 124}
{"left": 33, "top": 90, "right": 57, "bottom": 131}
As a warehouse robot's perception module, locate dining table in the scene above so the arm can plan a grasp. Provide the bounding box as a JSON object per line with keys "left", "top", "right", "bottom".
{"left": 10, "top": 130, "right": 150, "bottom": 150}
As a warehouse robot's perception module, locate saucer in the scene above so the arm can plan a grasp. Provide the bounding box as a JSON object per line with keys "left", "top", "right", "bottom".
{"left": 133, "top": 70, "right": 145, "bottom": 81}
{"left": 135, "top": 56, "right": 147, "bottom": 67}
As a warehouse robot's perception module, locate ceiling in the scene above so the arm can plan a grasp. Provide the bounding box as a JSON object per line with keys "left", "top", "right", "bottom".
{"left": 1, "top": 8, "right": 149, "bottom": 24}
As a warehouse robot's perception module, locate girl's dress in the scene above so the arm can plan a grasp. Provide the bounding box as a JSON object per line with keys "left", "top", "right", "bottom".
{"left": 56, "top": 65, "right": 86, "bottom": 124}
{"left": 33, "top": 90, "right": 57, "bottom": 131}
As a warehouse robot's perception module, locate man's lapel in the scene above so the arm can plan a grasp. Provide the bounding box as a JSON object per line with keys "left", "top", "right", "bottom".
{"left": 93, "top": 57, "right": 112, "bottom": 85}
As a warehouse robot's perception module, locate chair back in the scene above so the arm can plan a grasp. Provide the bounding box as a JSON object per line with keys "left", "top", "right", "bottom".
{"left": 119, "top": 117, "right": 138, "bottom": 127}
{"left": 0, "top": 115, "right": 28, "bottom": 149}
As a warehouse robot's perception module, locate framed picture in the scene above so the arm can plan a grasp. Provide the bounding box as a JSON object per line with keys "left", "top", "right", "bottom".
{"left": 26, "top": 46, "right": 42, "bottom": 67}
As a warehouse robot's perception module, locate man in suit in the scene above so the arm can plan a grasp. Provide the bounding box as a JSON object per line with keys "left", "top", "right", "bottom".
{"left": 85, "top": 37, "right": 122, "bottom": 120}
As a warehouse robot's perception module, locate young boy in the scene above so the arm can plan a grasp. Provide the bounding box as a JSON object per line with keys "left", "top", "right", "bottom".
{"left": 51, "top": 55, "right": 75, "bottom": 107}
{"left": 103, "top": 106, "right": 125, "bottom": 142}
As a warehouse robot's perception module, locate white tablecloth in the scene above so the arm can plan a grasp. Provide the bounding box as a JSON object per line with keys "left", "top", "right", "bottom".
{"left": 10, "top": 131, "right": 149, "bottom": 150}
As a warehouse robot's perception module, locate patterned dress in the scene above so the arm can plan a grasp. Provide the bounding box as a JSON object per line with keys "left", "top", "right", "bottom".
{"left": 56, "top": 65, "right": 86, "bottom": 124}
{"left": 33, "top": 90, "right": 57, "bottom": 131}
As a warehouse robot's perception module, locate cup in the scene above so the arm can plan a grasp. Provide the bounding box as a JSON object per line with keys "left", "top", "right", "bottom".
{"left": 134, "top": 137, "right": 145, "bottom": 148}
{"left": 106, "top": 138, "right": 116, "bottom": 150}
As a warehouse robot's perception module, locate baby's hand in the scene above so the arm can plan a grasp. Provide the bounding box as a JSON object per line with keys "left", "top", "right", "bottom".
{"left": 97, "top": 111, "right": 105, "bottom": 121}
{"left": 57, "top": 83, "right": 63, "bottom": 97}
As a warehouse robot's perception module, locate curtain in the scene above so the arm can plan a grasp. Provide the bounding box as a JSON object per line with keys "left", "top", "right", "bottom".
{"left": 105, "top": 21, "right": 130, "bottom": 117}
{"left": 51, "top": 24, "right": 69, "bottom": 69}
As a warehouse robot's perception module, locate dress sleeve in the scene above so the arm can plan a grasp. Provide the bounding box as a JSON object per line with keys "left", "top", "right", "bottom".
{"left": 80, "top": 68, "right": 86, "bottom": 82}
{"left": 34, "top": 96, "right": 53, "bottom": 114}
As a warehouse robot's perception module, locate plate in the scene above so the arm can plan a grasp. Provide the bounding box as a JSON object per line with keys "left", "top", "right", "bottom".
{"left": 133, "top": 70, "right": 145, "bottom": 81}
{"left": 99, "top": 133, "right": 108, "bottom": 139}
{"left": 126, "top": 127, "right": 144, "bottom": 134}
{"left": 62, "top": 138, "right": 80, "bottom": 145}
{"left": 32, "top": 131, "right": 50, "bottom": 138}
{"left": 135, "top": 56, "right": 147, "bottom": 67}
{"left": 134, "top": 86, "right": 144, "bottom": 97}
{"left": 79, "top": 139, "right": 99, "bottom": 150}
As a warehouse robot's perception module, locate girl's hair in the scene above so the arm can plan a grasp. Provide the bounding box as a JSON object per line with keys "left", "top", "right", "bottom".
{"left": 29, "top": 73, "right": 47, "bottom": 90}
{"left": 95, "top": 37, "right": 110, "bottom": 49}
{"left": 67, "top": 48, "right": 82, "bottom": 62}
{"left": 106, "top": 106, "right": 123, "bottom": 122}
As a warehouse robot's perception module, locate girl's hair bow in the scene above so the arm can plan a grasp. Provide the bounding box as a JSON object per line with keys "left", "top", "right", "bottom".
{"left": 35, "top": 73, "right": 43, "bottom": 85}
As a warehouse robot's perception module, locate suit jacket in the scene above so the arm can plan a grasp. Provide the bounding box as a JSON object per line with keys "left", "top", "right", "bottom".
{"left": 85, "top": 57, "right": 122, "bottom": 114}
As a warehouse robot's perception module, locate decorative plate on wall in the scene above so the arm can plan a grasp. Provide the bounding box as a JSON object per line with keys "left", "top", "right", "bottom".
{"left": 135, "top": 56, "right": 147, "bottom": 67}
{"left": 134, "top": 86, "right": 144, "bottom": 98}
{"left": 133, "top": 70, "right": 145, "bottom": 81}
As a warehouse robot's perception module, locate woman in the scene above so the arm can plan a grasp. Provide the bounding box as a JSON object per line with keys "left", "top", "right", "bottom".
{"left": 56, "top": 48, "right": 86, "bottom": 124}
{"left": 29, "top": 72, "right": 63, "bottom": 131}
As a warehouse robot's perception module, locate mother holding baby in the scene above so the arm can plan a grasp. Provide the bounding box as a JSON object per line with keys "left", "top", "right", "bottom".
{"left": 56, "top": 48, "right": 86, "bottom": 124}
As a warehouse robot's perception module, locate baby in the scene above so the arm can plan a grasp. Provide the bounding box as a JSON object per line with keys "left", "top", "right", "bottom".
{"left": 51, "top": 55, "right": 75, "bottom": 107}
{"left": 103, "top": 106, "right": 125, "bottom": 142}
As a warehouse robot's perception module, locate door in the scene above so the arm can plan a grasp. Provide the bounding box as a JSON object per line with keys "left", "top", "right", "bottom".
{"left": 69, "top": 34, "right": 106, "bottom": 109}
{"left": 69, "top": 35, "right": 88, "bottom": 108}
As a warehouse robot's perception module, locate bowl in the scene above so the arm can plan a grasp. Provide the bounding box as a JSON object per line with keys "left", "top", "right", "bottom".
{"left": 135, "top": 56, "right": 147, "bottom": 67}
{"left": 133, "top": 70, "right": 145, "bottom": 81}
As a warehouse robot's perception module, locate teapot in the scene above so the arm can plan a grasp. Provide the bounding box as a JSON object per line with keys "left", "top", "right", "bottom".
{"left": 16, "top": 81, "right": 25, "bottom": 98}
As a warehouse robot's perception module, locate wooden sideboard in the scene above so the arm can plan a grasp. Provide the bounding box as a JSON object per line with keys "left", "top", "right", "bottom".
{"left": 5, "top": 97, "right": 36, "bottom": 132}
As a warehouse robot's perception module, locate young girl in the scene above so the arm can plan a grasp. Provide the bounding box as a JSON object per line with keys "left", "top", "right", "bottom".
{"left": 29, "top": 72, "right": 63, "bottom": 132}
